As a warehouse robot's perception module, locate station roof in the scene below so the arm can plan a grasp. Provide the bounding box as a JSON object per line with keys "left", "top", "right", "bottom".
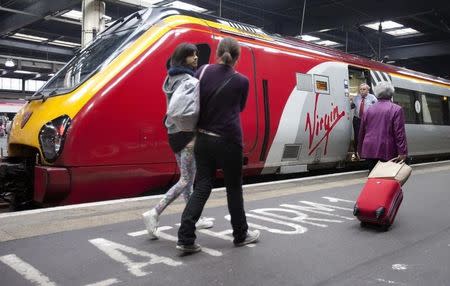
{"left": 0, "top": 0, "right": 449, "bottom": 85}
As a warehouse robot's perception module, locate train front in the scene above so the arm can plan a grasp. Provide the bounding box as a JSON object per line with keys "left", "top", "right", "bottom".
{"left": 0, "top": 8, "right": 179, "bottom": 208}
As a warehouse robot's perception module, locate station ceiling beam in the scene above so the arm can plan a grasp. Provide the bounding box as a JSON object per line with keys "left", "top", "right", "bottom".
{"left": 0, "top": 0, "right": 80, "bottom": 36}
{"left": 105, "top": 0, "right": 152, "bottom": 7}
{"left": 0, "top": 56, "right": 66, "bottom": 71}
{"left": 353, "top": 40, "right": 450, "bottom": 61}
{"left": 0, "top": 39, "right": 75, "bottom": 57}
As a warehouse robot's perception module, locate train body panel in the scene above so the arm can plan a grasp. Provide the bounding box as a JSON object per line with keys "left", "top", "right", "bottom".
{"left": 405, "top": 125, "right": 450, "bottom": 156}
{"left": 262, "top": 61, "right": 352, "bottom": 173}
{"left": 390, "top": 74, "right": 450, "bottom": 156}
{"left": 2, "top": 8, "right": 450, "bottom": 206}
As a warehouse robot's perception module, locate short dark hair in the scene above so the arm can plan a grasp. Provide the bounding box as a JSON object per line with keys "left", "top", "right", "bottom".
{"left": 217, "top": 37, "right": 240, "bottom": 66}
{"left": 170, "top": 43, "right": 198, "bottom": 67}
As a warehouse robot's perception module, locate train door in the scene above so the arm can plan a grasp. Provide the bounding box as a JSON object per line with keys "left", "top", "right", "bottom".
{"left": 235, "top": 44, "right": 258, "bottom": 158}
{"left": 348, "top": 67, "right": 371, "bottom": 97}
{"left": 348, "top": 66, "right": 371, "bottom": 154}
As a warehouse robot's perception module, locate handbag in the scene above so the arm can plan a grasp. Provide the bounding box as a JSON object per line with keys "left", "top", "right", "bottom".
{"left": 368, "top": 159, "right": 412, "bottom": 186}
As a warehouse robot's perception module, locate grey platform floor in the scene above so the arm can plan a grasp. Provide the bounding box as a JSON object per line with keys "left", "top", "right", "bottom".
{"left": 0, "top": 161, "right": 449, "bottom": 286}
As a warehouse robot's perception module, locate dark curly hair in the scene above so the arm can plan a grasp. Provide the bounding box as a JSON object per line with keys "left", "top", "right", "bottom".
{"left": 170, "top": 43, "right": 198, "bottom": 68}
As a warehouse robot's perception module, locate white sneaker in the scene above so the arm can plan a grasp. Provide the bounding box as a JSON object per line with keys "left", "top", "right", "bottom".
{"left": 142, "top": 209, "right": 159, "bottom": 239}
{"left": 196, "top": 217, "right": 214, "bottom": 229}
{"left": 234, "top": 230, "right": 260, "bottom": 246}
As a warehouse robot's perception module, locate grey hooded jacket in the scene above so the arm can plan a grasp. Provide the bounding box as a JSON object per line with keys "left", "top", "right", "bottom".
{"left": 162, "top": 73, "right": 192, "bottom": 134}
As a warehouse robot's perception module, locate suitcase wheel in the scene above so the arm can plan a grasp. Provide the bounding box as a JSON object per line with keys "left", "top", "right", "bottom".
{"left": 353, "top": 204, "right": 359, "bottom": 216}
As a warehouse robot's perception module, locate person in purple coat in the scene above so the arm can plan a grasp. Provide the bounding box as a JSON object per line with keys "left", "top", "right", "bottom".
{"left": 357, "top": 82, "right": 408, "bottom": 171}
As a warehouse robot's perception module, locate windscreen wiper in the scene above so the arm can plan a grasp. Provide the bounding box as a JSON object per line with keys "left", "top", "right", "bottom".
{"left": 26, "top": 89, "right": 59, "bottom": 102}
{"left": 101, "top": 11, "right": 142, "bottom": 37}
{"left": 26, "top": 92, "right": 45, "bottom": 101}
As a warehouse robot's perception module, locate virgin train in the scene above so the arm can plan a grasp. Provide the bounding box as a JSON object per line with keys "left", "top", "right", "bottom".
{"left": 1, "top": 8, "right": 449, "bottom": 207}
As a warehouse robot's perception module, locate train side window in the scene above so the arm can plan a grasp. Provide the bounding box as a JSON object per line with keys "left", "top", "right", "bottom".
{"left": 165, "top": 43, "right": 211, "bottom": 70}
{"left": 443, "top": 96, "right": 449, "bottom": 125}
{"left": 421, "top": 94, "right": 444, "bottom": 125}
{"left": 196, "top": 44, "right": 211, "bottom": 67}
{"left": 393, "top": 88, "right": 416, "bottom": 124}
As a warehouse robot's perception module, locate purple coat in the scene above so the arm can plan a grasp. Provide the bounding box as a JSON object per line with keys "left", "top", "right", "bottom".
{"left": 358, "top": 99, "right": 408, "bottom": 160}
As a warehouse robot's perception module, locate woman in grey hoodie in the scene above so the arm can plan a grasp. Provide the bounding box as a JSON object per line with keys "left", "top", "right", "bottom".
{"left": 142, "top": 43, "right": 213, "bottom": 238}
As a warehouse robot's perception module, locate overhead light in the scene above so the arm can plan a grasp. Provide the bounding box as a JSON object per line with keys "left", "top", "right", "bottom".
{"left": 141, "top": 0, "right": 165, "bottom": 5}
{"left": 364, "top": 20, "right": 403, "bottom": 31}
{"left": 10, "top": 33, "right": 48, "bottom": 42}
{"left": 61, "top": 10, "right": 83, "bottom": 21}
{"left": 316, "top": 40, "right": 340, "bottom": 46}
{"left": 318, "top": 28, "right": 332, "bottom": 33}
{"left": 14, "top": 70, "right": 37, "bottom": 74}
{"left": 48, "top": 73, "right": 55, "bottom": 77}
{"left": 49, "top": 40, "right": 81, "bottom": 48}
{"left": 297, "top": 35, "right": 320, "bottom": 42}
{"left": 61, "top": 10, "right": 111, "bottom": 21}
{"left": 5, "top": 59, "right": 15, "bottom": 67}
{"left": 164, "top": 1, "right": 207, "bottom": 13}
{"left": 385, "top": 28, "right": 420, "bottom": 36}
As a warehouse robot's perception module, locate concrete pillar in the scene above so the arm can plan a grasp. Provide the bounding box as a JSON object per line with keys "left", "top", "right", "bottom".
{"left": 81, "top": 0, "right": 106, "bottom": 47}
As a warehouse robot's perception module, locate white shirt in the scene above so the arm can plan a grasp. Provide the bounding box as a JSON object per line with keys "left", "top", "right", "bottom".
{"left": 352, "top": 93, "right": 377, "bottom": 118}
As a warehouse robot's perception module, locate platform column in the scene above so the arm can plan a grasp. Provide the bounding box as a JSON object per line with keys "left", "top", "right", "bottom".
{"left": 81, "top": 0, "right": 106, "bottom": 47}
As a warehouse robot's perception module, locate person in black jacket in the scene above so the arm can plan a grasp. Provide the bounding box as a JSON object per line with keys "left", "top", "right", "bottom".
{"left": 177, "top": 37, "right": 260, "bottom": 253}
{"left": 142, "top": 43, "right": 213, "bottom": 239}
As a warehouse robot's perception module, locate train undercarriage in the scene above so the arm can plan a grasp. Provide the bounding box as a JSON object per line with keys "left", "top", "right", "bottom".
{"left": 0, "top": 157, "right": 34, "bottom": 210}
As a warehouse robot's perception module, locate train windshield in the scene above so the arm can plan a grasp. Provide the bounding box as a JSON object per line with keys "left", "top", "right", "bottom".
{"left": 32, "top": 8, "right": 157, "bottom": 99}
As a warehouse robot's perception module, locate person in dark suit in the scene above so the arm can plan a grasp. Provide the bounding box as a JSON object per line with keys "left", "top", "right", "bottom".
{"left": 350, "top": 83, "right": 377, "bottom": 159}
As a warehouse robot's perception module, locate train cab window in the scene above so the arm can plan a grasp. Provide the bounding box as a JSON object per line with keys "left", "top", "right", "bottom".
{"left": 393, "top": 88, "right": 416, "bottom": 124}
{"left": 421, "top": 94, "right": 444, "bottom": 125}
{"left": 444, "top": 97, "right": 450, "bottom": 125}
{"left": 36, "top": 9, "right": 155, "bottom": 97}
{"left": 165, "top": 44, "right": 211, "bottom": 70}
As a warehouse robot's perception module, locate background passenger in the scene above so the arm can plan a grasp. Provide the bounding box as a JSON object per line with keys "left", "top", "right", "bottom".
{"left": 142, "top": 43, "right": 213, "bottom": 239}
{"left": 350, "top": 83, "right": 377, "bottom": 159}
{"left": 0, "top": 113, "right": 7, "bottom": 137}
{"left": 357, "top": 82, "right": 408, "bottom": 172}
{"left": 177, "top": 37, "right": 260, "bottom": 253}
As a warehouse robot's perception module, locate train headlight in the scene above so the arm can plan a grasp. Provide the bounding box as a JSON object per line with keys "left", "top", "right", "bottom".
{"left": 38, "top": 115, "right": 71, "bottom": 162}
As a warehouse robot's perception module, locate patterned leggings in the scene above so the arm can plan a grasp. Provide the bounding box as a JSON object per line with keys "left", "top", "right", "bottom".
{"left": 154, "top": 141, "right": 196, "bottom": 215}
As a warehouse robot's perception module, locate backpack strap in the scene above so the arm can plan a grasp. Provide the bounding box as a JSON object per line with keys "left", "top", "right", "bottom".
{"left": 204, "top": 72, "right": 238, "bottom": 107}
{"left": 198, "top": 64, "right": 209, "bottom": 80}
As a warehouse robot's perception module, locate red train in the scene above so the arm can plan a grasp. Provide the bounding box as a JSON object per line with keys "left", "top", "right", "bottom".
{"left": 2, "top": 8, "right": 450, "bottom": 207}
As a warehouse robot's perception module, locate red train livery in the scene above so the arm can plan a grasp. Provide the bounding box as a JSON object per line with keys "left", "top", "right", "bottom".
{"left": 2, "top": 8, "right": 450, "bottom": 207}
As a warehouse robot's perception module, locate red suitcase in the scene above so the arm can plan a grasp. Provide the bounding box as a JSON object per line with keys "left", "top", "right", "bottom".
{"left": 353, "top": 178, "right": 403, "bottom": 230}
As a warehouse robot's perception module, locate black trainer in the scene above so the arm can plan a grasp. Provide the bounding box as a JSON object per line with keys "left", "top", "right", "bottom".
{"left": 176, "top": 243, "right": 202, "bottom": 253}
{"left": 234, "top": 230, "right": 260, "bottom": 246}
